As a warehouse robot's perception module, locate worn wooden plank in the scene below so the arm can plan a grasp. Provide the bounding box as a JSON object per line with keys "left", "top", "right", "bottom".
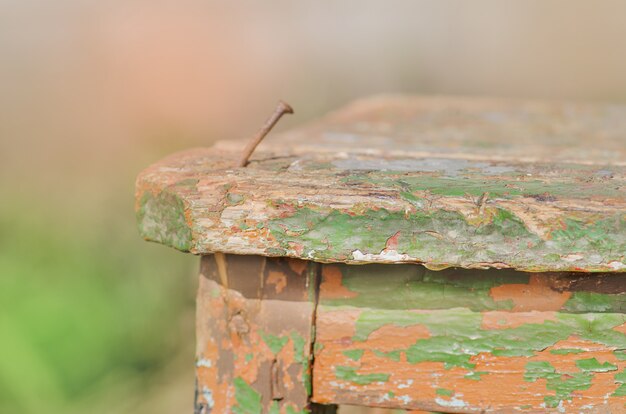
{"left": 135, "top": 95, "right": 626, "bottom": 272}
{"left": 312, "top": 264, "right": 626, "bottom": 413}
{"left": 195, "top": 254, "right": 328, "bottom": 413}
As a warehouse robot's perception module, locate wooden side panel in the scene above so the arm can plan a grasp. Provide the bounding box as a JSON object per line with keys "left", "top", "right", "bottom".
{"left": 195, "top": 254, "right": 323, "bottom": 414}
{"left": 312, "top": 264, "right": 626, "bottom": 413}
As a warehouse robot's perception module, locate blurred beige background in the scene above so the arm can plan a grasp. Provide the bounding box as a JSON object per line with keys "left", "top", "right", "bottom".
{"left": 1, "top": 1, "right": 626, "bottom": 413}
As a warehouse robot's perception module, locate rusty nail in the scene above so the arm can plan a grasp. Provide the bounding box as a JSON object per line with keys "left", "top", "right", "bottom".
{"left": 237, "top": 100, "right": 294, "bottom": 167}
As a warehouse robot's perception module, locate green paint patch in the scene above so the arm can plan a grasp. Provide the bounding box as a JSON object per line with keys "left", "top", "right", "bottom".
{"left": 373, "top": 349, "right": 402, "bottom": 362}
{"left": 563, "top": 291, "right": 626, "bottom": 313}
{"left": 335, "top": 366, "right": 390, "bottom": 385}
{"left": 260, "top": 332, "right": 289, "bottom": 355}
{"left": 576, "top": 358, "right": 617, "bottom": 372}
{"left": 343, "top": 349, "right": 364, "bottom": 361}
{"left": 268, "top": 205, "right": 547, "bottom": 269}
{"left": 290, "top": 331, "right": 311, "bottom": 396}
{"left": 436, "top": 388, "right": 453, "bottom": 396}
{"left": 615, "top": 350, "right": 626, "bottom": 360}
{"left": 613, "top": 384, "right": 626, "bottom": 397}
{"left": 226, "top": 193, "right": 245, "bottom": 205}
{"left": 233, "top": 377, "right": 262, "bottom": 414}
{"left": 245, "top": 353, "right": 253, "bottom": 363}
{"left": 291, "top": 332, "right": 307, "bottom": 364}
{"left": 614, "top": 370, "right": 626, "bottom": 397}
{"left": 524, "top": 361, "right": 593, "bottom": 408}
{"left": 137, "top": 190, "right": 192, "bottom": 251}
{"left": 464, "top": 371, "right": 489, "bottom": 380}
{"left": 550, "top": 348, "right": 585, "bottom": 355}
{"left": 524, "top": 361, "right": 556, "bottom": 382}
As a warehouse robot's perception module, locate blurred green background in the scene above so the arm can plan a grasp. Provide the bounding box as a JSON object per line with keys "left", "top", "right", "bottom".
{"left": 2, "top": 1, "right": 626, "bottom": 413}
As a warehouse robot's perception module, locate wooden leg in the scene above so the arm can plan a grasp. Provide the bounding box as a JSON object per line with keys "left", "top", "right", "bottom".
{"left": 195, "top": 254, "right": 319, "bottom": 413}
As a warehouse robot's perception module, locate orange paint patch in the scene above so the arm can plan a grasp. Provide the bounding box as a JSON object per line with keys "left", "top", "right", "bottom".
{"left": 320, "top": 265, "right": 358, "bottom": 299}
{"left": 267, "top": 270, "right": 287, "bottom": 293}
{"left": 315, "top": 308, "right": 360, "bottom": 341}
{"left": 481, "top": 310, "right": 558, "bottom": 329}
{"left": 366, "top": 323, "right": 430, "bottom": 350}
{"left": 614, "top": 322, "right": 626, "bottom": 334}
{"left": 489, "top": 274, "right": 571, "bottom": 311}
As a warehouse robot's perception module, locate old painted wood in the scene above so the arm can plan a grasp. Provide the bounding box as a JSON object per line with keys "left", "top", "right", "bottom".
{"left": 195, "top": 254, "right": 336, "bottom": 414}
{"left": 136, "top": 96, "right": 626, "bottom": 272}
{"left": 312, "top": 264, "right": 626, "bottom": 413}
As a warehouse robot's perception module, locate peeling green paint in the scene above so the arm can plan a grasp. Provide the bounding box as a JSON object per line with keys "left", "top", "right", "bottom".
{"left": 464, "top": 371, "right": 489, "bottom": 380}
{"left": 576, "top": 358, "right": 617, "bottom": 372}
{"left": 346, "top": 307, "right": 626, "bottom": 369}
{"left": 613, "top": 384, "right": 626, "bottom": 397}
{"left": 436, "top": 388, "right": 454, "bottom": 396}
{"left": 267, "top": 204, "right": 625, "bottom": 272}
{"left": 269, "top": 206, "right": 537, "bottom": 266}
{"left": 233, "top": 377, "right": 262, "bottom": 414}
{"left": 260, "top": 332, "right": 289, "bottom": 355}
{"left": 524, "top": 361, "right": 593, "bottom": 408}
{"left": 334, "top": 366, "right": 390, "bottom": 385}
{"left": 563, "top": 291, "right": 626, "bottom": 313}
{"left": 342, "top": 349, "right": 364, "bottom": 361}
{"left": 614, "top": 370, "right": 626, "bottom": 396}
{"left": 290, "top": 331, "right": 311, "bottom": 396}
{"left": 615, "top": 350, "right": 626, "bottom": 360}
{"left": 136, "top": 190, "right": 192, "bottom": 251}
{"left": 291, "top": 332, "right": 307, "bottom": 364}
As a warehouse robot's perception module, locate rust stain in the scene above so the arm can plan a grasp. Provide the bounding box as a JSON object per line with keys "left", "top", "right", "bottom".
{"left": 489, "top": 274, "right": 572, "bottom": 311}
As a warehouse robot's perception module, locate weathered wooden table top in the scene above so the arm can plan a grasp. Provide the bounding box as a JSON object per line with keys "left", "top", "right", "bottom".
{"left": 136, "top": 95, "right": 626, "bottom": 273}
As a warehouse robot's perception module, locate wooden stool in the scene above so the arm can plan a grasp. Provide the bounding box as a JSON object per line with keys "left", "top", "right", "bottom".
{"left": 136, "top": 96, "right": 626, "bottom": 413}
